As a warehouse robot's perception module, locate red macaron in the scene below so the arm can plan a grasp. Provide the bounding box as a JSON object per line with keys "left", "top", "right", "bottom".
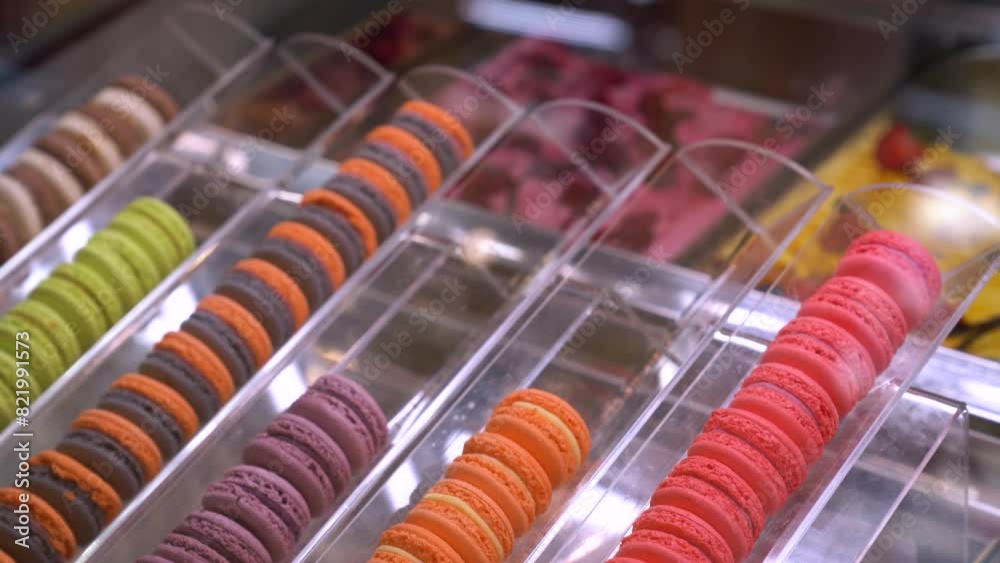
{"left": 730, "top": 385, "right": 825, "bottom": 464}
{"left": 631, "top": 505, "right": 734, "bottom": 563}
{"left": 740, "top": 363, "right": 840, "bottom": 444}
{"left": 834, "top": 230, "right": 941, "bottom": 331}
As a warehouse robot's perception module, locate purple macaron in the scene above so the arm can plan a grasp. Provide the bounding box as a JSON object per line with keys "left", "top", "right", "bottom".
{"left": 172, "top": 510, "right": 269, "bottom": 563}
{"left": 289, "top": 374, "right": 389, "bottom": 473}
{"left": 243, "top": 413, "right": 350, "bottom": 516}
{"left": 202, "top": 465, "right": 310, "bottom": 561}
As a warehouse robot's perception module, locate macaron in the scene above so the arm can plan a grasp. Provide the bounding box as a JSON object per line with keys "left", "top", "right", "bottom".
{"left": 123, "top": 197, "right": 196, "bottom": 260}
{"left": 302, "top": 187, "right": 379, "bottom": 257}
{"left": 462, "top": 431, "right": 552, "bottom": 516}
{"left": 0, "top": 315, "right": 63, "bottom": 390}
{"left": 113, "top": 75, "right": 179, "bottom": 122}
{"left": 730, "top": 385, "right": 825, "bottom": 465}
{"left": 77, "top": 101, "right": 146, "bottom": 157}
{"left": 775, "top": 316, "right": 876, "bottom": 402}
{"left": 406, "top": 478, "right": 514, "bottom": 563}
{"left": 367, "top": 124, "right": 443, "bottom": 192}
{"left": 287, "top": 374, "right": 388, "bottom": 472}
{"left": 799, "top": 276, "right": 906, "bottom": 372}
{"left": 264, "top": 222, "right": 346, "bottom": 299}
{"left": 139, "top": 348, "right": 220, "bottom": 424}
{"left": 740, "top": 363, "right": 840, "bottom": 445}
{"left": 398, "top": 100, "right": 474, "bottom": 163}
{"left": 154, "top": 532, "right": 228, "bottom": 563}
{"left": 0, "top": 209, "right": 21, "bottom": 262}
{"left": 354, "top": 141, "right": 429, "bottom": 208}
{"left": 835, "top": 230, "right": 941, "bottom": 330}
{"left": 92, "top": 85, "right": 165, "bottom": 142}
{"left": 760, "top": 324, "right": 861, "bottom": 417}
{"left": 7, "top": 299, "right": 82, "bottom": 369}
{"left": 171, "top": 510, "right": 269, "bottom": 563}
{"left": 202, "top": 465, "right": 310, "bottom": 561}
{"left": 374, "top": 522, "right": 463, "bottom": 563}
{"left": 74, "top": 236, "right": 146, "bottom": 308}
{"left": 615, "top": 528, "right": 712, "bottom": 563}
{"left": 98, "top": 375, "right": 194, "bottom": 458}
{"left": 106, "top": 209, "right": 180, "bottom": 278}
{"left": 701, "top": 408, "right": 807, "bottom": 495}
{"left": 390, "top": 110, "right": 462, "bottom": 179}
{"left": 57, "top": 425, "right": 144, "bottom": 501}
{"left": 34, "top": 129, "right": 105, "bottom": 189}
{"left": 88, "top": 229, "right": 161, "bottom": 292}
{"left": 687, "top": 428, "right": 788, "bottom": 517}
{"left": 28, "top": 450, "right": 123, "bottom": 544}
{"left": 293, "top": 204, "right": 365, "bottom": 276}
{"left": 486, "top": 388, "right": 591, "bottom": 485}
{"left": 340, "top": 157, "right": 413, "bottom": 223}
{"left": 154, "top": 331, "right": 235, "bottom": 406}
{"left": 0, "top": 487, "right": 75, "bottom": 559}
{"left": 216, "top": 269, "right": 296, "bottom": 349}
{"left": 253, "top": 237, "right": 332, "bottom": 312}
{"left": 7, "top": 157, "right": 75, "bottom": 223}
{"left": 54, "top": 112, "right": 124, "bottom": 174}
{"left": 325, "top": 174, "right": 398, "bottom": 245}
{"left": 29, "top": 275, "right": 107, "bottom": 350}
{"left": 69, "top": 409, "right": 162, "bottom": 483}
{"left": 50, "top": 261, "right": 127, "bottom": 328}
{"left": 446, "top": 452, "right": 535, "bottom": 536}
{"left": 14, "top": 148, "right": 85, "bottom": 220}
{"left": 0, "top": 496, "right": 66, "bottom": 563}
{"left": 631, "top": 505, "right": 734, "bottom": 563}
{"left": 0, "top": 174, "right": 43, "bottom": 245}
{"left": 232, "top": 258, "right": 309, "bottom": 328}
{"left": 181, "top": 311, "right": 255, "bottom": 387}
{"left": 242, "top": 413, "right": 350, "bottom": 516}
{"left": 196, "top": 294, "right": 273, "bottom": 371}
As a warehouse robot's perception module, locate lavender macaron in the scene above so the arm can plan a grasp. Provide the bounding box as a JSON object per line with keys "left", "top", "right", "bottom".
{"left": 202, "top": 465, "right": 310, "bottom": 561}
{"left": 288, "top": 374, "right": 388, "bottom": 472}
{"left": 172, "top": 510, "right": 269, "bottom": 563}
{"left": 242, "top": 413, "right": 350, "bottom": 517}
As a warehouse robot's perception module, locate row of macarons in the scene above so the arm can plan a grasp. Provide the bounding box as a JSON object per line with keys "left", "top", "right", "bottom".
{"left": 0, "top": 197, "right": 195, "bottom": 426}
{"left": 367, "top": 388, "right": 591, "bottom": 563}
{"left": 0, "top": 76, "right": 179, "bottom": 263}
{"left": 606, "top": 230, "right": 942, "bottom": 563}
{"left": 0, "top": 99, "right": 474, "bottom": 563}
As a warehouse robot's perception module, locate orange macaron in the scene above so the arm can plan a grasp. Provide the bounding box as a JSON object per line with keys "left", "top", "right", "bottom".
{"left": 406, "top": 479, "right": 514, "bottom": 563}
{"left": 112, "top": 374, "right": 199, "bottom": 441}
{"left": 70, "top": 409, "right": 163, "bottom": 482}
{"left": 340, "top": 158, "right": 413, "bottom": 222}
{"left": 401, "top": 100, "right": 474, "bottom": 160}
{"left": 29, "top": 449, "right": 123, "bottom": 526}
{"left": 155, "top": 331, "right": 235, "bottom": 404}
{"left": 366, "top": 125, "right": 442, "bottom": 192}
{"left": 462, "top": 431, "right": 552, "bottom": 516}
{"left": 232, "top": 257, "right": 310, "bottom": 329}
{"left": 197, "top": 294, "right": 273, "bottom": 370}
{"left": 0, "top": 487, "right": 76, "bottom": 559}
{"left": 265, "top": 222, "right": 347, "bottom": 291}
{"left": 446, "top": 452, "right": 535, "bottom": 537}
{"left": 303, "top": 188, "right": 379, "bottom": 257}
{"left": 375, "top": 522, "right": 464, "bottom": 563}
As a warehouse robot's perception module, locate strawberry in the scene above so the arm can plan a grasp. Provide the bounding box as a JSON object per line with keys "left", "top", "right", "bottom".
{"left": 876, "top": 123, "right": 926, "bottom": 172}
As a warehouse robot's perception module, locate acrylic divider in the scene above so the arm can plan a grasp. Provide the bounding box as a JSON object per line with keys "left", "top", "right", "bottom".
{"left": 0, "top": 151, "right": 289, "bottom": 466}
{"left": 0, "top": 31, "right": 398, "bottom": 302}
{"left": 296, "top": 139, "right": 829, "bottom": 562}
{"left": 0, "top": 3, "right": 272, "bottom": 282}
{"left": 536, "top": 183, "right": 999, "bottom": 562}
{"left": 85, "top": 98, "right": 670, "bottom": 562}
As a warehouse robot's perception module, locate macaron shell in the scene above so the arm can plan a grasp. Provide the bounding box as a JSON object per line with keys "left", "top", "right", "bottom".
{"left": 98, "top": 387, "right": 185, "bottom": 458}
{"left": 71, "top": 408, "right": 163, "bottom": 481}
{"left": 29, "top": 449, "right": 122, "bottom": 525}
{"left": 618, "top": 528, "right": 713, "bottom": 563}
{"left": 0, "top": 487, "right": 76, "bottom": 559}
{"left": 367, "top": 124, "right": 442, "bottom": 191}
{"left": 253, "top": 237, "right": 332, "bottom": 311}
{"left": 652, "top": 474, "right": 751, "bottom": 561}
{"left": 799, "top": 291, "right": 895, "bottom": 373}
{"left": 57, "top": 428, "right": 144, "bottom": 500}
{"left": 303, "top": 188, "right": 379, "bottom": 257}
{"left": 173, "top": 510, "right": 269, "bottom": 563}
{"left": 813, "top": 276, "right": 907, "bottom": 349}
{"left": 265, "top": 222, "right": 347, "bottom": 294}
{"left": 139, "top": 349, "right": 220, "bottom": 424}
{"left": 847, "top": 230, "right": 941, "bottom": 301}
{"left": 731, "top": 386, "right": 825, "bottom": 464}
{"left": 777, "top": 316, "right": 876, "bottom": 399}
{"left": 835, "top": 250, "right": 930, "bottom": 331}
{"left": 30, "top": 275, "right": 107, "bottom": 349}
{"left": 400, "top": 100, "right": 474, "bottom": 160}
{"left": 463, "top": 432, "right": 552, "bottom": 514}
{"left": 340, "top": 157, "right": 413, "bottom": 222}
{"left": 233, "top": 257, "right": 310, "bottom": 328}
{"left": 293, "top": 204, "right": 365, "bottom": 275}
{"left": 377, "top": 522, "right": 464, "bottom": 563}
{"left": 760, "top": 334, "right": 857, "bottom": 416}
{"left": 390, "top": 111, "right": 461, "bottom": 179}
{"left": 632, "top": 505, "right": 734, "bottom": 563}
{"left": 156, "top": 331, "right": 235, "bottom": 404}
{"left": 669, "top": 456, "right": 765, "bottom": 538}
{"left": 703, "top": 408, "right": 807, "bottom": 494}
{"left": 217, "top": 270, "right": 295, "bottom": 348}
{"left": 742, "top": 363, "right": 840, "bottom": 444}
{"left": 688, "top": 430, "right": 788, "bottom": 515}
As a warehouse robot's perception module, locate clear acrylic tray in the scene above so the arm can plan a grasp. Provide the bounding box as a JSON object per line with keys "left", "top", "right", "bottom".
{"left": 532, "top": 184, "right": 998, "bottom": 562}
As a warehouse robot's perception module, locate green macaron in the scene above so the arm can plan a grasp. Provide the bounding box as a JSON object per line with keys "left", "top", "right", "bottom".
{"left": 107, "top": 210, "right": 177, "bottom": 278}
{"left": 0, "top": 352, "right": 17, "bottom": 426}
{"left": 127, "top": 197, "right": 196, "bottom": 259}
{"left": 7, "top": 300, "right": 82, "bottom": 368}
{"left": 0, "top": 316, "right": 63, "bottom": 390}
{"left": 29, "top": 276, "right": 107, "bottom": 350}
{"left": 88, "top": 229, "right": 161, "bottom": 293}
{"left": 75, "top": 236, "right": 146, "bottom": 308}
{"left": 51, "top": 262, "right": 126, "bottom": 328}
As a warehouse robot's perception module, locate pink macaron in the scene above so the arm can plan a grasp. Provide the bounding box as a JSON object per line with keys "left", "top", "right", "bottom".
{"left": 740, "top": 363, "right": 840, "bottom": 444}
{"left": 834, "top": 230, "right": 941, "bottom": 331}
